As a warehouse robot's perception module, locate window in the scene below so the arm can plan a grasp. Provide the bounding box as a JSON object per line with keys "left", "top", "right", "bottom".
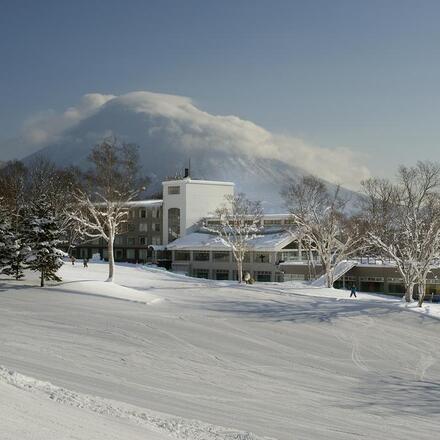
{"left": 278, "top": 251, "right": 299, "bottom": 262}
{"left": 126, "top": 249, "right": 135, "bottom": 260}
{"left": 426, "top": 278, "right": 440, "bottom": 285}
{"left": 152, "top": 207, "right": 160, "bottom": 218}
{"left": 127, "top": 223, "right": 135, "bottom": 232}
{"left": 139, "top": 249, "right": 148, "bottom": 260}
{"left": 175, "top": 251, "right": 190, "bottom": 261}
{"left": 118, "top": 223, "right": 128, "bottom": 234}
{"left": 264, "top": 219, "right": 282, "bottom": 226}
{"left": 387, "top": 277, "right": 404, "bottom": 284}
{"left": 152, "top": 236, "right": 161, "bottom": 245}
{"left": 127, "top": 237, "right": 136, "bottom": 246}
{"left": 168, "top": 208, "right": 180, "bottom": 241}
{"left": 168, "top": 186, "right": 180, "bottom": 195}
{"left": 194, "top": 251, "right": 210, "bottom": 261}
{"left": 114, "top": 236, "right": 124, "bottom": 245}
{"left": 139, "top": 209, "right": 146, "bottom": 218}
{"left": 193, "top": 269, "right": 209, "bottom": 279}
{"left": 214, "top": 270, "right": 229, "bottom": 280}
{"left": 139, "top": 237, "right": 146, "bottom": 245}
{"left": 360, "top": 277, "right": 384, "bottom": 282}
{"left": 139, "top": 223, "right": 148, "bottom": 232}
{"left": 283, "top": 273, "right": 305, "bottom": 281}
{"left": 255, "top": 271, "right": 272, "bottom": 282}
{"left": 213, "top": 251, "right": 229, "bottom": 262}
{"left": 153, "top": 223, "right": 161, "bottom": 232}
{"left": 115, "top": 249, "right": 124, "bottom": 260}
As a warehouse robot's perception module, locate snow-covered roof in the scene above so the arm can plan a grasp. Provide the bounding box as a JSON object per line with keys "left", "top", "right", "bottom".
{"left": 262, "top": 213, "right": 292, "bottom": 220}
{"left": 249, "top": 231, "right": 297, "bottom": 250}
{"left": 166, "top": 231, "right": 297, "bottom": 252}
{"left": 166, "top": 233, "right": 230, "bottom": 251}
{"left": 204, "top": 213, "right": 292, "bottom": 221}
{"left": 162, "top": 178, "right": 234, "bottom": 187}
{"left": 148, "top": 245, "right": 166, "bottom": 251}
{"left": 124, "top": 200, "right": 163, "bottom": 208}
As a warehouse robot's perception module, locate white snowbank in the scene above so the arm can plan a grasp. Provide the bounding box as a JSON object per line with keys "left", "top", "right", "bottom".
{"left": 55, "top": 280, "right": 162, "bottom": 305}
{"left": 0, "top": 366, "right": 272, "bottom": 440}
{"left": 401, "top": 301, "right": 440, "bottom": 320}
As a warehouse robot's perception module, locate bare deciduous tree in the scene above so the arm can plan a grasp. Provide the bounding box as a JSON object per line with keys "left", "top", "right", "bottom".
{"left": 204, "top": 193, "right": 263, "bottom": 283}
{"left": 71, "top": 138, "right": 149, "bottom": 282}
{"left": 361, "top": 161, "right": 440, "bottom": 304}
{"left": 282, "top": 176, "right": 364, "bottom": 288}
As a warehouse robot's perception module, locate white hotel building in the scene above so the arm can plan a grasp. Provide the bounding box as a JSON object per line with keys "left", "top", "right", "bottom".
{"left": 75, "top": 177, "right": 315, "bottom": 282}
{"left": 75, "top": 177, "right": 440, "bottom": 296}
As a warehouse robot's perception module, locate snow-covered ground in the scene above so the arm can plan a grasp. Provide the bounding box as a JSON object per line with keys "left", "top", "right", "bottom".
{"left": 1, "top": 262, "right": 439, "bottom": 439}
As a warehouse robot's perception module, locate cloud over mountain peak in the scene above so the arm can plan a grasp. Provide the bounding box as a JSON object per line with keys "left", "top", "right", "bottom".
{"left": 4, "top": 91, "right": 370, "bottom": 206}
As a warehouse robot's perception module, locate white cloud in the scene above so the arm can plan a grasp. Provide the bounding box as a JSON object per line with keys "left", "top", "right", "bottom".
{"left": 21, "top": 93, "right": 115, "bottom": 146}
{"left": 113, "top": 91, "right": 370, "bottom": 188}
{"left": 3, "top": 91, "right": 370, "bottom": 189}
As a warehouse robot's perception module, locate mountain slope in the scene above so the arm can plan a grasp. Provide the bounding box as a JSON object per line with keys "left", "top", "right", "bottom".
{"left": 23, "top": 91, "right": 361, "bottom": 211}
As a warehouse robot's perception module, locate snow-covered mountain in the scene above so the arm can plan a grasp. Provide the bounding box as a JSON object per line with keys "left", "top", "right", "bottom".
{"left": 23, "top": 91, "right": 363, "bottom": 211}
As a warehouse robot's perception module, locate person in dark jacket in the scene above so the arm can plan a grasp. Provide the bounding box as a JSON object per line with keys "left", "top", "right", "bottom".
{"left": 350, "top": 285, "right": 357, "bottom": 298}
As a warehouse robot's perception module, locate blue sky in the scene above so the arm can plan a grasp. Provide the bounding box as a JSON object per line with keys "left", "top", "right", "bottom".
{"left": 1, "top": 0, "right": 440, "bottom": 176}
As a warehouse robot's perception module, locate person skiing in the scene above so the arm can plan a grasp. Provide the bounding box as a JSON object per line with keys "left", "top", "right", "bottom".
{"left": 83, "top": 258, "right": 88, "bottom": 268}
{"left": 350, "top": 285, "right": 357, "bottom": 298}
{"left": 70, "top": 255, "right": 76, "bottom": 266}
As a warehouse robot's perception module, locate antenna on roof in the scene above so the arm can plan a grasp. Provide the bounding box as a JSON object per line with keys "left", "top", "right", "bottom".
{"left": 184, "top": 158, "right": 191, "bottom": 178}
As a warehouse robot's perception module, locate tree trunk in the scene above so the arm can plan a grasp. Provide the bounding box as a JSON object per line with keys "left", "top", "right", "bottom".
{"left": 417, "top": 281, "right": 426, "bottom": 307}
{"left": 237, "top": 258, "right": 243, "bottom": 283}
{"left": 404, "top": 283, "right": 414, "bottom": 302}
{"left": 326, "top": 272, "right": 333, "bottom": 288}
{"left": 40, "top": 268, "right": 44, "bottom": 287}
{"left": 107, "top": 229, "right": 115, "bottom": 282}
{"left": 325, "top": 262, "right": 333, "bottom": 288}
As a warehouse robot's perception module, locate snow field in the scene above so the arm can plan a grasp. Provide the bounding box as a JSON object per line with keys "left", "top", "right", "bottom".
{"left": 0, "top": 262, "right": 439, "bottom": 439}
{"left": 0, "top": 366, "right": 271, "bottom": 440}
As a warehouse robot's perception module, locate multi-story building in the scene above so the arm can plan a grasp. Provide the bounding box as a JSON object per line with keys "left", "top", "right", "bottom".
{"left": 73, "top": 177, "right": 440, "bottom": 298}
{"left": 74, "top": 177, "right": 234, "bottom": 263}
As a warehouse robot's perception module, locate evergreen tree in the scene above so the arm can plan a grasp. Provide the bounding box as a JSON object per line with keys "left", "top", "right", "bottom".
{"left": 3, "top": 216, "right": 30, "bottom": 280}
{"left": 26, "top": 197, "right": 65, "bottom": 287}
{"left": 0, "top": 200, "right": 15, "bottom": 274}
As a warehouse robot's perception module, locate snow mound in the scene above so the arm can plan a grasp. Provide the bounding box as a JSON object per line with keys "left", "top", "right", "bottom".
{"left": 0, "top": 366, "right": 274, "bottom": 440}
{"left": 401, "top": 301, "right": 440, "bottom": 320}
{"left": 55, "top": 280, "right": 162, "bottom": 305}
